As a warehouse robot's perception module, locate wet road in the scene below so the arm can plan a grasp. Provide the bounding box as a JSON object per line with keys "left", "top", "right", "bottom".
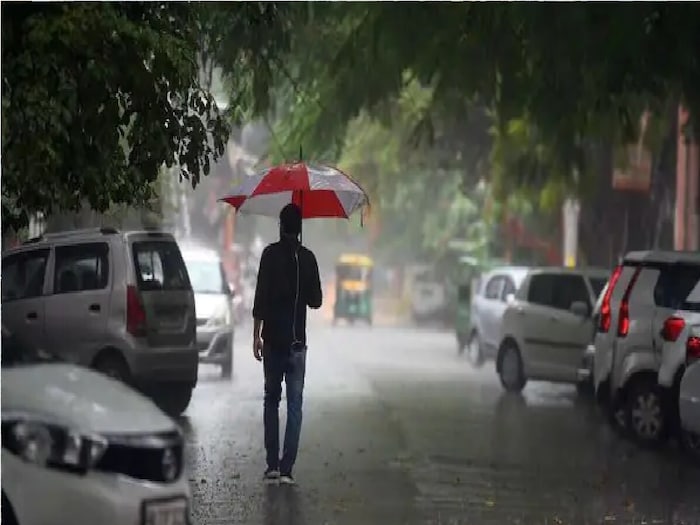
{"left": 183, "top": 316, "right": 700, "bottom": 525}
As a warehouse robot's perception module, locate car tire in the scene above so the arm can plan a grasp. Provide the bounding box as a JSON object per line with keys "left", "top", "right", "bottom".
{"left": 467, "top": 332, "right": 485, "bottom": 368}
{"left": 93, "top": 352, "right": 130, "bottom": 383}
{"left": 499, "top": 342, "right": 526, "bottom": 393}
{"left": 2, "top": 492, "right": 18, "bottom": 525}
{"left": 624, "top": 377, "right": 669, "bottom": 447}
{"left": 156, "top": 384, "right": 194, "bottom": 416}
{"left": 680, "top": 430, "right": 700, "bottom": 463}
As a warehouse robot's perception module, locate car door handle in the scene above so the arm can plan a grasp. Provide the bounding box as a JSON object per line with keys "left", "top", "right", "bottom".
{"left": 26, "top": 311, "right": 38, "bottom": 321}
{"left": 89, "top": 304, "right": 101, "bottom": 312}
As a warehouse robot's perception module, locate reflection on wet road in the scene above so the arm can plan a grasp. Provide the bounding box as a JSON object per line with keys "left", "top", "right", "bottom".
{"left": 182, "top": 317, "right": 700, "bottom": 524}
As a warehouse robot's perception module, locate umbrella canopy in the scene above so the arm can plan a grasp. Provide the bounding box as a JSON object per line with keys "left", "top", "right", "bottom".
{"left": 219, "top": 163, "right": 369, "bottom": 219}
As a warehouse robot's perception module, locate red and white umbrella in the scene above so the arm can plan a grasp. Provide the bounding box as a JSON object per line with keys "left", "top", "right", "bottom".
{"left": 219, "top": 162, "right": 369, "bottom": 220}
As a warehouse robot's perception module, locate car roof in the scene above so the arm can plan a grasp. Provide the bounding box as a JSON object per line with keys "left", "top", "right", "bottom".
{"left": 624, "top": 250, "right": 700, "bottom": 265}
{"left": 484, "top": 266, "right": 531, "bottom": 282}
{"left": 527, "top": 266, "right": 612, "bottom": 279}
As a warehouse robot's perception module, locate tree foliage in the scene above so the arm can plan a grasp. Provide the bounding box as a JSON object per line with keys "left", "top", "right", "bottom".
{"left": 1, "top": 2, "right": 290, "bottom": 232}
{"left": 268, "top": 3, "right": 700, "bottom": 188}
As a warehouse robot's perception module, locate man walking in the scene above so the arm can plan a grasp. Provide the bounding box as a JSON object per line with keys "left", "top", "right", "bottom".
{"left": 253, "top": 203, "right": 323, "bottom": 485}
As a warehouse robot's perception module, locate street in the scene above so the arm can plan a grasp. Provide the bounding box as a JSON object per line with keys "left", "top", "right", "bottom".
{"left": 184, "top": 315, "right": 700, "bottom": 525}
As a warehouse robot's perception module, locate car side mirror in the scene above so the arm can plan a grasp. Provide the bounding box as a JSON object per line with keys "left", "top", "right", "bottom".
{"left": 570, "top": 301, "right": 590, "bottom": 318}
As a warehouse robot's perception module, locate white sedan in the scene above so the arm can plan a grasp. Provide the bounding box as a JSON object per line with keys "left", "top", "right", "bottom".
{"left": 1, "top": 328, "right": 191, "bottom": 525}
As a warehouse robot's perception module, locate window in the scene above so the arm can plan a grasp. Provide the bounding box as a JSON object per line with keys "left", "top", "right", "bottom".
{"left": 551, "top": 275, "right": 590, "bottom": 311}
{"left": 1, "top": 249, "right": 49, "bottom": 302}
{"left": 500, "top": 277, "right": 516, "bottom": 302}
{"left": 54, "top": 243, "right": 109, "bottom": 294}
{"left": 132, "top": 241, "right": 190, "bottom": 291}
{"left": 527, "top": 274, "right": 556, "bottom": 307}
{"left": 654, "top": 263, "right": 700, "bottom": 313}
{"left": 484, "top": 276, "right": 503, "bottom": 300}
{"left": 589, "top": 277, "right": 608, "bottom": 300}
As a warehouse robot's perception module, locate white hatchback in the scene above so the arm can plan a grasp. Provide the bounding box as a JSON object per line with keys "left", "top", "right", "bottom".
{"left": 1, "top": 328, "right": 191, "bottom": 525}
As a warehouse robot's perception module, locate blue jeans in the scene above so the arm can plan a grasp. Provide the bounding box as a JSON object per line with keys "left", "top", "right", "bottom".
{"left": 263, "top": 344, "right": 307, "bottom": 475}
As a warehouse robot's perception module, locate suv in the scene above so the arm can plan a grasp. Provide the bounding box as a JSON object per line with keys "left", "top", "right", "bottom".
{"left": 180, "top": 245, "right": 234, "bottom": 379}
{"left": 1, "top": 228, "right": 197, "bottom": 415}
{"left": 593, "top": 250, "right": 700, "bottom": 446}
{"left": 497, "top": 267, "right": 609, "bottom": 393}
{"left": 465, "top": 266, "right": 529, "bottom": 367}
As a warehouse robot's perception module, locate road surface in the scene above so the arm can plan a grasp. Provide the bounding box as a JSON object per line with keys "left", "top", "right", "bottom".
{"left": 183, "top": 316, "right": 700, "bottom": 525}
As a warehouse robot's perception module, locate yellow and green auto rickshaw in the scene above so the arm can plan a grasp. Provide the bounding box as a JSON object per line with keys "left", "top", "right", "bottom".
{"left": 333, "top": 253, "right": 373, "bottom": 324}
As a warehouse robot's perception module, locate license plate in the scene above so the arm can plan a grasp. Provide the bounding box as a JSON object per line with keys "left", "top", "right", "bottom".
{"left": 143, "top": 498, "right": 188, "bottom": 525}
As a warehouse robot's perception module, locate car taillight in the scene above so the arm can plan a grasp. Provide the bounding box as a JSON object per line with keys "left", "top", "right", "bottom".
{"left": 661, "top": 316, "right": 686, "bottom": 342}
{"left": 617, "top": 267, "right": 641, "bottom": 337}
{"left": 126, "top": 285, "right": 146, "bottom": 337}
{"left": 599, "top": 265, "right": 623, "bottom": 333}
{"left": 688, "top": 337, "right": 700, "bottom": 362}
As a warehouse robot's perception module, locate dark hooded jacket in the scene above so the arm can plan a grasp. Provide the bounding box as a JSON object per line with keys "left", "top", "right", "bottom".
{"left": 253, "top": 237, "right": 322, "bottom": 348}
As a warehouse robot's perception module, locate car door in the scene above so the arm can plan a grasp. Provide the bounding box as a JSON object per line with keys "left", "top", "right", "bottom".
{"left": 480, "top": 275, "right": 505, "bottom": 351}
{"left": 43, "top": 242, "right": 112, "bottom": 365}
{"left": 1, "top": 248, "right": 51, "bottom": 351}
{"left": 518, "top": 273, "right": 558, "bottom": 377}
{"left": 546, "top": 274, "right": 596, "bottom": 381}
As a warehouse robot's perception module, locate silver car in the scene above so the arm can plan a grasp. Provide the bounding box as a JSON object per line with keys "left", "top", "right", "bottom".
{"left": 1, "top": 228, "right": 197, "bottom": 415}
{"left": 180, "top": 245, "right": 235, "bottom": 379}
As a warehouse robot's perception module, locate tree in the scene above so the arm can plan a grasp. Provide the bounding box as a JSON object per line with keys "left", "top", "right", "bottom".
{"left": 1, "top": 2, "right": 291, "bottom": 232}
{"left": 266, "top": 3, "right": 700, "bottom": 188}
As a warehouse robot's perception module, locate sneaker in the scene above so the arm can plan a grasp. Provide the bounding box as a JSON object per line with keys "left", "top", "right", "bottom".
{"left": 263, "top": 469, "right": 280, "bottom": 484}
{"left": 279, "top": 473, "right": 295, "bottom": 485}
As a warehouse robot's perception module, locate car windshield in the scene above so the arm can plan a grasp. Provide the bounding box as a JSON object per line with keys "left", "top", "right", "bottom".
{"left": 1, "top": 329, "right": 61, "bottom": 368}
{"left": 185, "top": 258, "right": 225, "bottom": 294}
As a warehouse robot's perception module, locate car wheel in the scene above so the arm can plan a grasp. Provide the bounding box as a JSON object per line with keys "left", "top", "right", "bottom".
{"left": 624, "top": 378, "right": 668, "bottom": 447}
{"left": 155, "top": 384, "right": 194, "bottom": 416}
{"left": 2, "top": 492, "right": 18, "bottom": 525}
{"left": 499, "top": 342, "right": 526, "bottom": 393}
{"left": 680, "top": 430, "right": 700, "bottom": 462}
{"left": 93, "top": 352, "right": 130, "bottom": 383}
{"left": 467, "top": 332, "right": 485, "bottom": 368}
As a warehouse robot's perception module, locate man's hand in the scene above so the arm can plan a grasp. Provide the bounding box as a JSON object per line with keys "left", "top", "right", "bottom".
{"left": 253, "top": 335, "right": 263, "bottom": 362}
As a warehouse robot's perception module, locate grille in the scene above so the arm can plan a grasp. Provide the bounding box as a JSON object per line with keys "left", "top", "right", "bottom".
{"left": 96, "top": 431, "right": 183, "bottom": 483}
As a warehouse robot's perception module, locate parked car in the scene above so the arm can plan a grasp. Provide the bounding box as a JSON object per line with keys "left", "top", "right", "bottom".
{"left": 180, "top": 245, "right": 235, "bottom": 379}
{"left": 409, "top": 266, "right": 449, "bottom": 325}
{"left": 593, "top": 250, "right": 700, "bottom": 446}
{"left": 1, "top": 327, "right": 191, "bottom": 525}
{"left": 465, "top": 266, "right": 530, "bottom": 367}
{"left": 496, "top": 267, "right": 610, "bottom": 393}
{"left": 1, "top": 227, "right": 197, "bottom": 415}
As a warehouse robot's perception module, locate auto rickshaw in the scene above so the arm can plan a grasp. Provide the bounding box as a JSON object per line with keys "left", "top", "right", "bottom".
{"left": 333, "top": 253, "right": 373, "bottom": 324}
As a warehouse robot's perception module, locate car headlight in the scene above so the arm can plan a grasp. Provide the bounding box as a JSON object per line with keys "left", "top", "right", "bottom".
{"left": 1, "top": 416, "right": 107, "bottom": 474}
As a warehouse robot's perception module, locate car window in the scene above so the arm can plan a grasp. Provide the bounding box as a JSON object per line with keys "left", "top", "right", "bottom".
{"left": 654, "top": 263, "right": 700, "bottom": 313}
{"left": 500, "top": 277, "right": 516, "bottom": 301}
{"left": 589, "top": 277, "right": 608, "bottom": 300}
{"left": 132, "top": 241, "right": 190, "bottom": 291}
{"left": 484, "top": 276, "right": 503, "bottom": 300}
{"left": 551, "top": 274, "right": 591, "bottom": 311}
{"left": 54, "top": 242, "right": 109, "bottom": 294}
{"left": 1, "top": 249, "right": 50, "bottom": 302}
{"left": 527, "top": 274, "right": 556, "bottom": 307}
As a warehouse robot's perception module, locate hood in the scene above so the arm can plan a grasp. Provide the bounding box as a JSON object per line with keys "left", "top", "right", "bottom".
{"left": 194, "top": 292, "right": 229, "bottom": 320}
{"left": 1, "top": 363, "right": 176, "bottom": 434}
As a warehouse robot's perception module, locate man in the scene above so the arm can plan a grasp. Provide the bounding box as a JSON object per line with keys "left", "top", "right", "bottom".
{"left": 252, "top": 203, "right": 323, "bottom": 485}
